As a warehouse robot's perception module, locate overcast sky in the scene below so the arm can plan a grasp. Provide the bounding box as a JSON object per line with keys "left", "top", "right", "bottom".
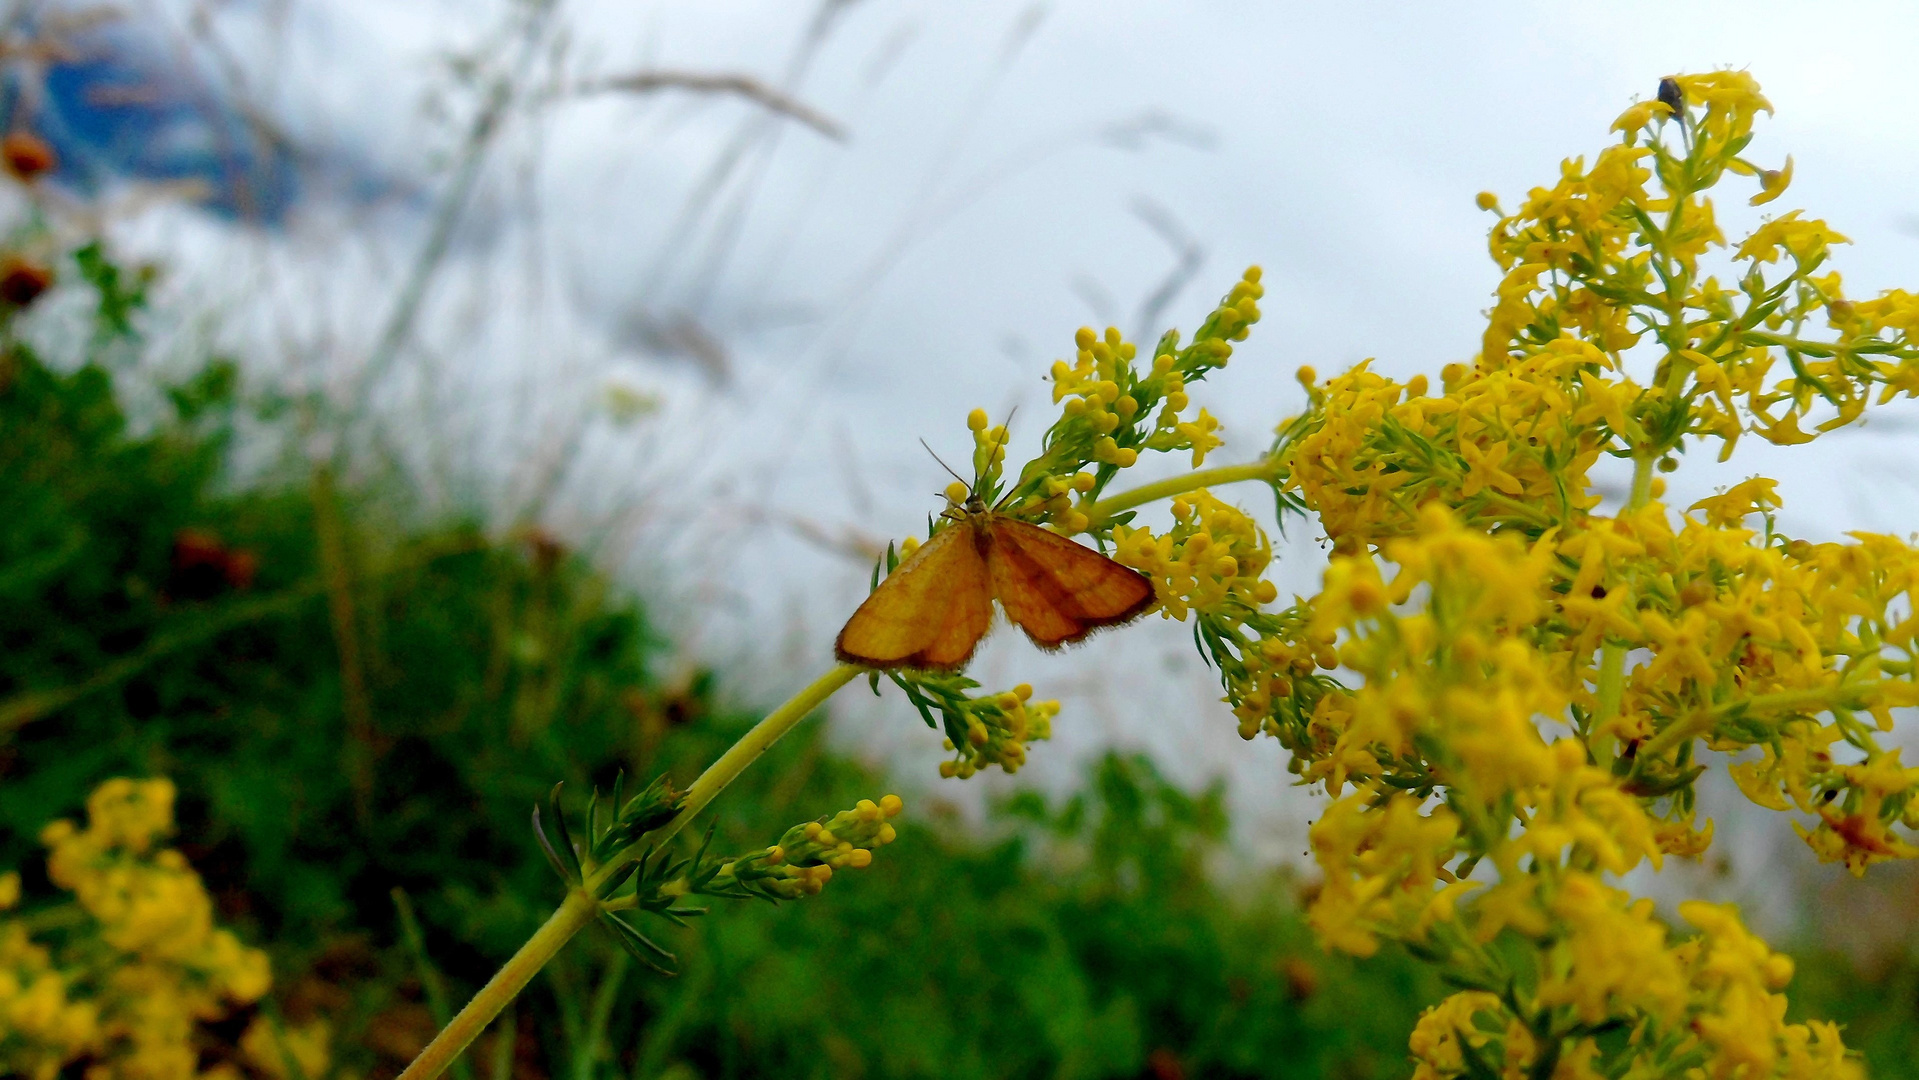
{"left": 76, "top": 0, "right": 1919, "bottom": 928}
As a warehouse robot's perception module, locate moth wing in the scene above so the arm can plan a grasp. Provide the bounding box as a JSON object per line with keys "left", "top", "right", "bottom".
{"left": 986, "top": 517, "right": 1155, "bottom": 650}
{"left": 834, "top": 524, "right": 995, "bottom": 670}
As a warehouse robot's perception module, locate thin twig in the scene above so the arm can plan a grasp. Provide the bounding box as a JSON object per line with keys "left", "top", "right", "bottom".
{"left": 575, "top": 70, "right": 846, "bottom": 141}
{"left": 352, "top": 0, "right": 559, "bottom": 415}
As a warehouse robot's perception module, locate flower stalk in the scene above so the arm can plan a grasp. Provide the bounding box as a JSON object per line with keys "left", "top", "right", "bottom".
{"left": 395, "top": 891, "right": 599, "bottom": 1080}
{"left": 397, "top": 663, "right": 863, "bottom": 1080}
{"left": 1081, "top": 455, "right": 1284, "bottom": 531}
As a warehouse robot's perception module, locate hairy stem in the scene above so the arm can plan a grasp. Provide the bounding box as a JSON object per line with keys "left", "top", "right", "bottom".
{"left": 1081, "top": 456, "right": 1283, "bottom": 530}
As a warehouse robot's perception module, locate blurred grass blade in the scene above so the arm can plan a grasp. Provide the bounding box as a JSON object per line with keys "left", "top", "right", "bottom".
{"left": 392, "top": 888, "right": 476, "bottom": 1080}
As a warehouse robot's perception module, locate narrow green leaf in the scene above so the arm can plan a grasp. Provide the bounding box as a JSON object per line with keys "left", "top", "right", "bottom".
{"left": 546, "top": 782, "right": 583, "bottom": 884}
{"left": 532, "top": 805, "right": 580, "bottom": 886}
{"left": 593, "top": 859, "right": 639, "bottom": 900}
{"left": 600, "top": 912, "right": 678, "bottom": 975}
{"left": 586, "top": 787, "right": 601, "bottom": 853}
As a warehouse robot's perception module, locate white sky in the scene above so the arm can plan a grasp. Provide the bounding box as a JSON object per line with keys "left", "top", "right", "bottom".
{"left": 84, "top": 0, "right": 1919, "bottom": 939}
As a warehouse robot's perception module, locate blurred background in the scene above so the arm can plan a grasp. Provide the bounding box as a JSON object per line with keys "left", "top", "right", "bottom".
{"left": 6, "top": 1, "right": 1919, "bottom": 1077}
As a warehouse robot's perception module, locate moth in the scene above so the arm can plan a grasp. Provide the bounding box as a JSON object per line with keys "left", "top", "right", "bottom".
{"left": 835, "top": 483, "right": 1156, "bottom": 671}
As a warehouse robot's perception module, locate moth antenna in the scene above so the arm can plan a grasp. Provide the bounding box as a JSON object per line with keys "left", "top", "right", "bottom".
{"left": 920, "top": 438, "right": 969, "bottom": 490}
{"left": 973, "top": 409, "right": 1017, "bottom": 501}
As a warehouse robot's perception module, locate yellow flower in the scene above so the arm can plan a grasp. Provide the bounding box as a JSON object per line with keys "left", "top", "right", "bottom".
{"left": 1611, "top": 98, "right": 1671, "bottom": 140}
{"left": 1174, "top": 408, "right": 1222, "bottom": 466}
{"left": 1736, "top": 210, "right": 1849, "bottom": 266}
{"left": 3, "top": 777, "right": 277, "bottom": 1080}
{"left": 240, "top": 1017, "right": 332, "bottom": 1080}
{"left": 1408, "top": 991, "right": 1504, "bottom": 1079}
{"left": 1750, "top": 155, "right": 1793, "bottom": 205}
{"left": 1535, "top": 874, "right": 1685, "bottom": 1026}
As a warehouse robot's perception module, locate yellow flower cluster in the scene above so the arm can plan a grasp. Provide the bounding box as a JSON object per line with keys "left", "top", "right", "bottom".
{"left": 721, "top": 795, "right": 904, "bottom": 899}
{"left": 998, "top": 267, "right": 1263, "bottom": 521}
{"left": 1407, "top": 901, "right": 1857, "bottom": 1080}
{"left": 935, "top": 682, "right": 1057, "bottom": 779}
{"left": 1114, "top": 491, "right": 1278, "bottom": 622}
{"left": 1223, "top": 71, "right": 1919, "bottom": 1075}
{"left": 1108, "top": 491, "right": 1312, "bottom": 742}
{"left": 1, "top": 778, "right": 292, "bottom": 1080}
{"left": 1407, "top": 991, "right": 1538, "bottom": 1080}
{"left": 2, "top": 910, "right": 99, "bottom": 1080}
{"left": 232, "top": 1016, "right": 332, "bottom": 1080}
{"left": 882, "top": 651, "right": 1060, "bottom": 779}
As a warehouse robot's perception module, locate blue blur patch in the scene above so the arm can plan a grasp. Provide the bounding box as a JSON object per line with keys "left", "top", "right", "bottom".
{"left": 10, "top": 16, "right": 407, "bottom": 225}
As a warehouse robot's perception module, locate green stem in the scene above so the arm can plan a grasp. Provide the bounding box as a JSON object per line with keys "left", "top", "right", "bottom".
{"left": 1627, "top": 453, "right": 1655, "bottom": 508}
{"left": 399, "top": 663, "right": 862, "bottom": 1080}
{"left": 592, "top": 664, "right": 862, "bottom": 887}
{"left": 396, "top": 890, "right": 600, "bottom": 1080}
{"left": 1590, "top": 453, "right": 1658, "bottom": 761}
{"left": 1633, "top": 712, "right": 1713, "bottom": 763}
{"left": 1637, "top": 685, "right": 1860, "bottom": 762}
{"left": 1081, "top": 456, "right": 1283, "bottom": 530}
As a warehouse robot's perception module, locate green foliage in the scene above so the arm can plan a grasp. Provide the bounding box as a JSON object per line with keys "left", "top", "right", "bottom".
{"left": 72, "top": 240, "right": 151, "bottom": 343}
{"left": 0, "top": 321, "right": 664, "bottom": 956}
{"left": 1788, "top": 952, "right": 1919, "bottom": 1079}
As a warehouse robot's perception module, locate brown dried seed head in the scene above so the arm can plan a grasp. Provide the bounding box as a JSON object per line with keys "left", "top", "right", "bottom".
{"left": 1, "top": 131, "right": 56, "bottom": 182}
{"left": 0, "top": 257, "right": 53, "bottom": 307}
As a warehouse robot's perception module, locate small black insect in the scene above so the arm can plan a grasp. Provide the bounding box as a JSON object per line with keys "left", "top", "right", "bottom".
{"left": 1657, "top": 77, "right": 1684, "bottom": 121}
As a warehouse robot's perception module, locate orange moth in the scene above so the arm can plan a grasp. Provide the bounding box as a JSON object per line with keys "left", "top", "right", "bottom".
{"left": 835, "top": 473, "right": 1156, "bottom": 671}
